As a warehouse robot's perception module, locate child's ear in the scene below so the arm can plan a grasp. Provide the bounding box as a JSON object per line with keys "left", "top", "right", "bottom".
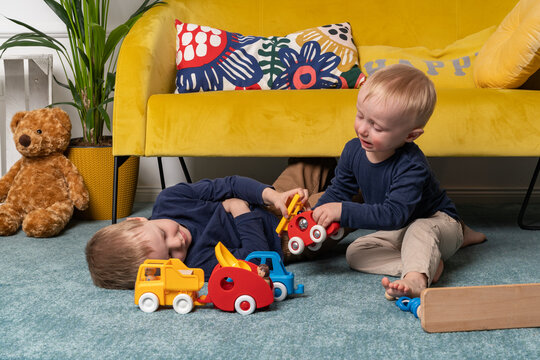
{"left": 405, "top": 128, "right": 424, "bottom": 142}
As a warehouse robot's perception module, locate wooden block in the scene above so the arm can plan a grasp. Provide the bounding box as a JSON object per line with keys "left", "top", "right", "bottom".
{"left": 420, "top": 283, "right": 540, "bottom": 333}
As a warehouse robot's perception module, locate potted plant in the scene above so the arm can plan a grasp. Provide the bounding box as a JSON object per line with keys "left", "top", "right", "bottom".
{"left": 0, "top": 0, "right": 164, "bottom": 219}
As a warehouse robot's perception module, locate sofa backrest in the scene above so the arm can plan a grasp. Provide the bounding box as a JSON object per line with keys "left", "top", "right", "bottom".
{"left": 113, "top": 0, "right": 524, "bottom": 157}
{"left": 170, "top": 0, "right": 518, "bottom": 49}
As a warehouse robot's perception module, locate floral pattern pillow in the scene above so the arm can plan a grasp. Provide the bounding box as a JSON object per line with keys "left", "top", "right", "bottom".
{"left": 175, "top": 20, "right": 366, "bottom": 93}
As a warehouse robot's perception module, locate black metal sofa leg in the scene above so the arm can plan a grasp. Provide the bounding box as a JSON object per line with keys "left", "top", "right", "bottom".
{"left": 155, "top": 157, "right": 192, "bottom": 190}
{"left": 157, "top": 157, "right": 166, "bottom": 190}
{"left": 179, "top": 157, "right": 192, "bottom": 183}
{"left": 112, "top": 156, "right": 130, "bottom": 224}
{"left": 113, "top": 156, "right": 193, "bottom": 224}
{"left": 518, "top": 157, "right": 540, "bottom": 230}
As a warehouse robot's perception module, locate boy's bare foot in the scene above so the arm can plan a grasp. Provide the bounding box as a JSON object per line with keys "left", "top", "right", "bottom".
{"left": 382, "top": 271, "right": 428, "bottom": 299}
{"left": 384, "top": 260, "right": 443, "bottom": 299}
{"left": 461, "top": 225, "right": 486, "bottom": 248}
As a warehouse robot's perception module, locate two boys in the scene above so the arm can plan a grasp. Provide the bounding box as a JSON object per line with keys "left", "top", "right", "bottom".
{"left": 87, "top": 64, "right": 484, "bottom": 298}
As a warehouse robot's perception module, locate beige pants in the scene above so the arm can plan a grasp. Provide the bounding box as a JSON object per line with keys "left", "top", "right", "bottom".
{"left": 345, "top": 211, "right": 463, "bottom": 285}
{"left": 270, "top": 157, "right": 337, "bottom": 211}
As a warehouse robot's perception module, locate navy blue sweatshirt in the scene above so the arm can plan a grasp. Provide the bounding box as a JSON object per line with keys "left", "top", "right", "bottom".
{"left": 316, "top": 139, "right": 458, "bottom": 230}
{"left": 150, "top": 176, "right": 282, "bottom": 280}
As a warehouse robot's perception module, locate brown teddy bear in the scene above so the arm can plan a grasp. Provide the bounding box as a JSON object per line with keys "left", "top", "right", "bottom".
{"left": 0, "top": 108, "right": 89, "bottom": 237}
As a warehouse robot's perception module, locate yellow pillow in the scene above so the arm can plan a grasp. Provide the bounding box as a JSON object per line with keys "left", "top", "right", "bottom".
{"left": 474, "top": 0, "right": 540, "bottom": 89}
{"left": 359, "top": 26, "right": 496, "bottom": 88}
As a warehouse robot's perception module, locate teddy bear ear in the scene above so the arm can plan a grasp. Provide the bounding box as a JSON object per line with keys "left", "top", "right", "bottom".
{"left": 10, "top": 111, "right": 27, "bottom": 133}
{"left": 51, "top": 107, "right": 72, "bottom": 132}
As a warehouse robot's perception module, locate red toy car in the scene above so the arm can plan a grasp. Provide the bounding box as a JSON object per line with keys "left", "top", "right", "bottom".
{"left": 197, "top": 261, "right": 274, "bottom": 315}
{"left": 286, "top": 210, "right": 344, "bottom": 255}
{"left": 276, "top": 194, "right": 345, "bottom": 255}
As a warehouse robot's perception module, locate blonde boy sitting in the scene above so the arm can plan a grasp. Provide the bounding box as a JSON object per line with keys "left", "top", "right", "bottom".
{"left": 313, "top": 64, "right": 485, "bottom": 298}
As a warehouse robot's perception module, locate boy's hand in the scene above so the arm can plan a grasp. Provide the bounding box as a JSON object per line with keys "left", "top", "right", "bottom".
{"left": 262, "top": 187, "right": 309, "bottom": 218}
{"left": 222, "top": 198, "right": 250, "bottom": 217}
{"left": 312, "top": 202, "right": 342, "bottom": 228}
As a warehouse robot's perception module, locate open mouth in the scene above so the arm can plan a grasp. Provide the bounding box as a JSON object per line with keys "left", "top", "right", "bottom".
{"left": 181, "top": 230, "right": 189, "bottom": 243}
{"left": 360, "top": 138, "right": 372, "bottom": 148}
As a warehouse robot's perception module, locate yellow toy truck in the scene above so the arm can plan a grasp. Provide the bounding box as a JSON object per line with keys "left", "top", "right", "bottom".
{"left": 134, "top": 258, "right": 205, "bottom": 314}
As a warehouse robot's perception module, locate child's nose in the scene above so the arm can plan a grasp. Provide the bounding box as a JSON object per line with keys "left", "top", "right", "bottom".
{"left": 356, "top": 122, "right": 368, "bottom": 136}
{"left": 167, "top": 236, "right": 182, "bottom": 249}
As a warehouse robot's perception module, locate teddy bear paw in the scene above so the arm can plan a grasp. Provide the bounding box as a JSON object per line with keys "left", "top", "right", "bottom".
{"left": 0, "top": 205, "right": 23, "bottom": 236}
{"left": 0, "top": 219, "right": 21, "bottom": 236}
{"left": 22, "top": 209, "right": 71, "bottom": 238}
{"left": 72, "top": 195, "right": 90, "bottom": 211}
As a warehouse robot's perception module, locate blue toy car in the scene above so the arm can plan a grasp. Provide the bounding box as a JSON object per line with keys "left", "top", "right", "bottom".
{"left": 245, "top": 251, "right": 304, "bottom": 301}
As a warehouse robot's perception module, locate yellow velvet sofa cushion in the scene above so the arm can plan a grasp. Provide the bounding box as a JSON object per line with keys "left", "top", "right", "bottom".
{"left": 145, "top": 90, "right": 358, "bottom": 157}
{"left": 358, "top": 27, "right": 496, "bottom": 88}
{"left": 144, "top": 88, "right": 540, "bottom": 157}
{"left": 419, "top": 88, "right": 540, "bottom": 156}
{"left": 474, "top": 0, "right": 540, "bottom": 89}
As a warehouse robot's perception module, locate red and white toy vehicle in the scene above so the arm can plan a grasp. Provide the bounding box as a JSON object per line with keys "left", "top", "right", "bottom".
{"left": 197, "top": 251, "right": 274, "bottom": 315}
{"left": 276, "top": 194, "right": 345, "bottom": 255}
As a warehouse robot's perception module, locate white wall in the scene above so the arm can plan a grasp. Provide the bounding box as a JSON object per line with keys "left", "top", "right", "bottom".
{"left": 1, "top": 1, "right": 537, "bottom": 205}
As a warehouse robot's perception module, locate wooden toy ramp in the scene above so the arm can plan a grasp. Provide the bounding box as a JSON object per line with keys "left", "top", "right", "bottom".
{"left": 420, "top": 283, "right": 540, "bottom": 333}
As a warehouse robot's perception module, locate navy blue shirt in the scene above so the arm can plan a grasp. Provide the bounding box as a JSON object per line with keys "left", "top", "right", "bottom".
{"left": 150, "top": 176, "right": 282, "bottom": 280}
{"left": 316, "top": 139, "right": 458, "bottom": 230}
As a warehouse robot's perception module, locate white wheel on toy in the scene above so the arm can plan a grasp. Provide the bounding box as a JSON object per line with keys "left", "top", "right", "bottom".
{"left": 329, "top": 227, "right": 345, "bottom": 240}
{"left": 235, "top": 295, "right": 256, "bottom": 315}
{"left": 273, "top": 282, "right": 288, "bottom": 301}
{"left": 308, "top": 242, "right": 323, "bottom": 251}
{"left": 173, "top": 293, "right": 193, "bottom": 314}
{"left": 310, "top": 225, "right": 327, "bottom": 243}
{"left": 138, "top": 292, "right": 159, "bottom": 313}
{"left": 288, "top": 236, "right": 305, "bottom": 255}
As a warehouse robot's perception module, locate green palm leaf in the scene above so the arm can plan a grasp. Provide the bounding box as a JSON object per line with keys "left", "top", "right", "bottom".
{"left": 43, "top": 0, "right": 74, "bottom": 33}
{"left": 0, "top": 16, "right": 67, "bottom": 54}
{"left": 104, "top": 24, "right": 129, "bottom": 62}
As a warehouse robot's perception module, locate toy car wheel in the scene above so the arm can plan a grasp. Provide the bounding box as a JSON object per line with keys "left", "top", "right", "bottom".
{"left": 288, "top": 236, "right": 305, "bottom": 255}
{"left": 273, "top": 282, "right": 288, "bottom": 301}
{"left": 173, "top": 293, "right": 194, "bottom": 314}
{"left": 329, "top": 227, "right": 345, "bottom": 240}
{"left": 138, "top": 292, "right": 159, "bottom": 313}
{"left": 308, "top": 242, "right": 323, "bottom": 251}
{"left": 310, "top": 225, "right": 327, "bottom": 243}
{"left": 235, "top": 295, "right": 256, "bottom": 315}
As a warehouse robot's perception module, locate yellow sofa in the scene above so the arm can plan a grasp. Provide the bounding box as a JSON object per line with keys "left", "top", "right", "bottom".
{"left": 112, "top": 0, "right": 540, "bottom": 226}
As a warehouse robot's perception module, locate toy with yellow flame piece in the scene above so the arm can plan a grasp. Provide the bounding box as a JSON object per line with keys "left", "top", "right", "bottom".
{"left": 134, "top": 242, "right": 274, "bottom": 315}
{"left": 276, "top": 194, "right": 345, "bottom": 255}
{"left": 275, "top": 193, "right": 304, "bottom": 235}
{"left": 214, "top": 240, "right": 251, "bottom": 271}
{"left": 197, "top": 242, "right": 274, "bottom": 315}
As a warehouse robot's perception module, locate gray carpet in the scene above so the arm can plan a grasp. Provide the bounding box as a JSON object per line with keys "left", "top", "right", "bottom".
{"left": 1, "top": 202, "right": 539, "bottom": 359}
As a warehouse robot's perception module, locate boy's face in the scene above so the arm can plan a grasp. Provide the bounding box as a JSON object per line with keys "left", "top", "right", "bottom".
{"left": 354, "top": 86, "right": 423, "bottom": 163}
{"left": 136, "top": 218, "right": 192, "bottom": 261}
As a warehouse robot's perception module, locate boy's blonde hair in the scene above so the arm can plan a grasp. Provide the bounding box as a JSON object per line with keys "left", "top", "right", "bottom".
{"left": 363, "top": 64, "right": 437, "bottom": 128}
{"left": 85, "top": 219, "right": 151, "bottom": 289}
